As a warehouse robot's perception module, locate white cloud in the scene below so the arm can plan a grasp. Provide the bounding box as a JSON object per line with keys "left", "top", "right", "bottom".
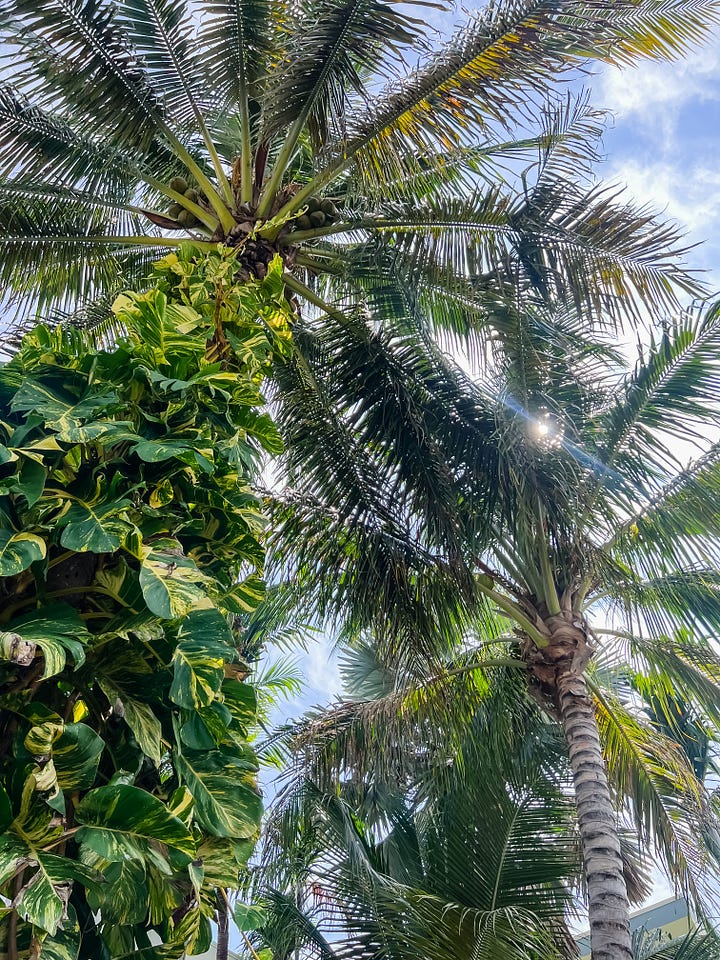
{"left": 605, "top": 159, "right": 720, "bottom": 290}
{"left": 598, "top": 37, "right": 720, "bottom": 123}
{"left": 608, "top": 160, "right": 720, "bottom": 235}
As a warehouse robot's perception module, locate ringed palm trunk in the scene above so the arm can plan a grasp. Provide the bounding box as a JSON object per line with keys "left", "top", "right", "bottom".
{"left": 544, "top": 614, "right": 632, "bottom": 960}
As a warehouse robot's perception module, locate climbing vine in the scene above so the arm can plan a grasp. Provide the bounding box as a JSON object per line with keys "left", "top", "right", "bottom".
{"left": 0, "top": 245, "right": 293, "bottom": 959}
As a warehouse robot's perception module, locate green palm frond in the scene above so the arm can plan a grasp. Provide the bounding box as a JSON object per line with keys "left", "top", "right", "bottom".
{"left": 4, "top": 0, "right": 168, "bottom": 151}
{"left": 256, "top": 0, "right": 433, "bottom": 213}
{"left": 622, "top": 630, "right": 720, "bottom": 733}
{"left": 260, "top": 694, "right": 578, "bottom": 960}
{"left": 0, "top": 192, "right": 178, "bottom": 317}
{"left": 0, "top": 85, "right": 160, "bottom": 193}
{"left": 261, "top": 889, "right": 341, "bottom": 960}
{"left": 316, "top": 177, "right": 700, "bottom": 327}
{"left": 117, "top": 0, "right": 232, "bottom": 199}
{"left": 593, "top": 571, "right": 720, "bottom": 640}
{"left": 606, "top": 446, "right": 720, "bottom": 578}
{"left": 332, "top": 0, "right": 720, "bottom": 191}
{"left": 592, "top": 685, "right": 717, "bottom": 908}
{"left": 634, "top": 929, "right": 720, "bottom": 960}
{"left": 198, "top": 0, "right": 279, "bottom": 198}
{"left": 591, "top": 301, "right": 720, "bottom": 498}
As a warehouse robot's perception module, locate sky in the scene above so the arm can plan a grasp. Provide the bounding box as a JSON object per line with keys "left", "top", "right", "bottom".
{"left": 598, "top": 30, "right": 720, "bottom": 291}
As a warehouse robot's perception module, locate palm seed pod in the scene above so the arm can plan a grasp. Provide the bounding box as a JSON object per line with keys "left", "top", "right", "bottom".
{"left": 169, "top": 176, "right": 188, "bottom": 194}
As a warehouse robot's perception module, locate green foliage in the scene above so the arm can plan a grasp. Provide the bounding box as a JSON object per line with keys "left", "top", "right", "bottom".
{"left": 0, "top": 247, "right": 293, "bottom": 958}
{"left": 254, "top": 680, "right": 580, "bottom": 960}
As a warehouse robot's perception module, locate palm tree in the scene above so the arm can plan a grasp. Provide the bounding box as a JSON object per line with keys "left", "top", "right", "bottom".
{"left": 1, "top": 0, "right": 719, "bottom": 335}
{"left": 252, "top": 668, "right": 586, "bottom": 960}
{"left": 265, "top": 296, "right": 720, "bottom": 960}
{"left": 247, "top": 631, "right": 720, "bottom": 960}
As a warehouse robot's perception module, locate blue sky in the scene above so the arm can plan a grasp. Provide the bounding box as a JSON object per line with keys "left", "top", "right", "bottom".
{"left": 598, "top": 29, "right": 720, "bottom": 290}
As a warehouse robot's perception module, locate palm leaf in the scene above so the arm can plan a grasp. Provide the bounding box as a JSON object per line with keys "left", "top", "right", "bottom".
{"left": 118, "top": 0, "right": 232, "bottom": 198}
{"left": 592, "top": 684, "right": 718, "bottom": 910}
{"left": 258, "top": 0, "right": 434, "bottom": 209}
{"left": 593, "top": 301, "right": 720, "bottom": 493}
{"left": 2, "top": 0, "right": 168, "bottom": 150}
{"left": 330, "top": 0, "right": 720, "bottom": 191}
{"left": 593, "top": 571, "right": 720, "bottom": 640}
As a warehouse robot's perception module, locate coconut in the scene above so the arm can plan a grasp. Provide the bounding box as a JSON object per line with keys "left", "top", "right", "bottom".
{"left": 184, "top": 188, "right": 199, "bottom": 203}
{"left": 320, "top": 198, "right": 339, "bottom": 219}
{"left": 306, "top": 196, "right": 321, "bottom": 213}
{"left": 296, "top": 214, "right": 312, "bottom": 230}
{"left": 309, "top": 210, "right": 326, "bottom": 227}
{"left": 169, "top": 176, "right": 188, "bottom": 194}
{"left": 169, "top": 203, "right": 183, "bottom": 219}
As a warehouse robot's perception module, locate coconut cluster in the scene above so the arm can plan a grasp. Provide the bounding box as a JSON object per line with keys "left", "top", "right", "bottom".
{"left": 165, "top": 176, "right": 206, "bottom": 228}
{"left": 293, "top": 196, "right": 340, "bottom": 231}
{"left": 225, "top": 229, "right": 277, "bottom": 281}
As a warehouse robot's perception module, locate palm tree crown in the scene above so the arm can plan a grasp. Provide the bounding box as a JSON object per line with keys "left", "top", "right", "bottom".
{"left": 1, "top": 0, "right": 719, "bottom": 331}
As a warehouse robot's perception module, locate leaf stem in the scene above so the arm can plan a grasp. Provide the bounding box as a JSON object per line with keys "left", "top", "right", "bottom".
{"left": 282, "top": 273, "right": 349, "bottom": 324}
{"left": 473, "top": 579, "right": 549, "bottom": 648}
{"left": 161, "top": 131, "right": 235, "bottom": 233}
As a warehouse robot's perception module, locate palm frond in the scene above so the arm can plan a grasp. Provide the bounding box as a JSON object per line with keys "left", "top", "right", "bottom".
{"left": 198, "top": 0, "right": 278, "bottom": 109}
{"left": 622, "top": 630, "right": 720, "bottom": 734}
{"left": 118, "top": 0, "right": 233, "bottom": 198}
{"left": 350, "top": 90, "right": 607, "bottom": 204}
{"left": 594, "top": 301, "right": 720, "bottom": 495}
{"left": 592, "top": 684, "right": 718, "bottom": 910}
{"left": 593, "top": 571, "right": 720, "bottom": 641}
{"left": 337, "top": 0, "right": 720, "bottom": 188}
{"left": 260, "top": 0, "right": 431, "bottom": 152}
{"left": 635, "top": 929, "right": 720, "bottom": 960}
{"left": 2, "top": 0, "right": 168, "bottom": 150}
{"left": 0, "top": 193, "right": 178, "bottom": 318}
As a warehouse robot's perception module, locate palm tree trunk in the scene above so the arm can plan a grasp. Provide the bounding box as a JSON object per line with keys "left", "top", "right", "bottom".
{"left": 556, "top": 661, "right": 632, "bottom": 960}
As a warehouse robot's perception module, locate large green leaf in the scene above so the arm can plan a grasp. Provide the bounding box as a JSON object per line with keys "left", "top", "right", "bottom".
{"left": 221, "top": 679, "right": 257, "bottom": 732}
{"left": 86, "top": 859, "right": 149, "bottom": 926}
{"left": 0, "top": 455, "right": 47, "bottom": 507}
{"left": 234, "top": 901, "right": 268, "bottom": 931}
{"left": 2, "top": 604, "right": 89, "bottom": 678}
{"left": 0, "top": 836, "right": 98, "bottom": 937}
{"left": 196, "top": 836, "right": 255, "bottom": 887}
{"left": 53, "top": 723, "right": 105, "bottom": 791}
{"left": 99, "top": 679, "right": 163, "bottom": 766}
{"left": 59, "top": 496, "right": 134, "bottom": 553}
{"left": 174, "top": 745, "right": 262, "bottom": 839}
{"left": 36, "top": 905, "right": 81, "bottom": 960}
{"left": 170, "top": 608, "right": 235, "bottom": 709}
{"left": 221, "top": 572, "right": 267, "bottom": 614}
{"left": 0, "top": 529, "right": 46, "bottom": 575}
{"left": 139, "top": 539, "right": 209, "bottom": 618}
{"left": 75, "top": 785, "right": 196, "bottom": 865}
